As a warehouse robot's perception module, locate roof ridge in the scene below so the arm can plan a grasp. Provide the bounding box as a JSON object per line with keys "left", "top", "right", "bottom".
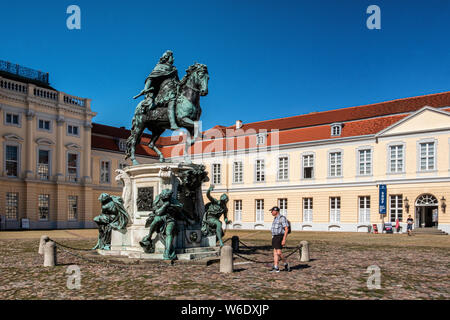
{"left": 223, "top": 90, "right": 450, "bottom": 128}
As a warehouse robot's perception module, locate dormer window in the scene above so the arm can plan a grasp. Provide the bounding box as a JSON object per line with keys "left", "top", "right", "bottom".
{"left": 118, "top": 139, "right": 127, "bottom": 152}
{"left": 256, "top": 133, "right": 266, "bottom": 145}
{"left": 331, "top": 123, "right": 342, "bottom": 136}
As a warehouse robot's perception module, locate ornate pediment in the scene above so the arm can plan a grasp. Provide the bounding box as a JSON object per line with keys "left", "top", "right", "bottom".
{"left": 65, "top": 142, "right": 81, "bottom": 150}
{"left": 3, "top": 133, "right": 24, "bottom": 142}
{"left": 35, "top": 137, "right": 55, "bottom": 146}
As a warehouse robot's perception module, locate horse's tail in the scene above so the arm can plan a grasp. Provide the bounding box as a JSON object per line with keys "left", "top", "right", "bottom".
{"left": 125, "top": 110, "right": 140, "bottom": 160}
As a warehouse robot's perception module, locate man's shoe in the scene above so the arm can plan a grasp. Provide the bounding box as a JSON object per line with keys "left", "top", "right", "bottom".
{"left": 270, "top": 266, "right": 280, "bottom": 273}
{"left": 284, "top": 263, "right": 290, "bottom": 272}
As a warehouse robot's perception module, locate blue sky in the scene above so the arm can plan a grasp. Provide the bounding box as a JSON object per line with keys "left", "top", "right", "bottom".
{"left": 1, "top": 0, "right": 450, "bottom": 132}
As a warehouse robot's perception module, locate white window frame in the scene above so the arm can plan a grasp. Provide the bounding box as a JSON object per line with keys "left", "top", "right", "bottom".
{"left": 234, "top": 200, "right": 242, "bottom": 222}
{"left": 389, "top": 195, "right": 403, "bottom": 223}
{"left": 37, "top": 118, "right": 52, "bottom": 132}
{"left": 67, "top": 151, "right": 79, "bottom": 182}
{"left": 4, "top": 143, "right": 20, "bottom": 178}
{"left": 232, "top": 161, "right": 243, "bottom": 184}
{"left": 277, "top": 156, "right": 289, "bottom": 181}
{"left": 303, "top": 198, "right": 313, "bottom": 223}
{"left": 5, "top": 192, "right": 19, "bottom": 221}
{"left": 212, "top": 163, "right": 221, "bottom": 185}
{"left": 256, "top": 133, "right": 266, "bottom": 146}
{"left": 358, "top": 196, "right": 371, "bottom": 224}
{"left": 38, "top": 194, "right": 50, "bottom": 221}
{"left": 417, "top": 139, "right": 437, "bottom": 172}
{"left": 68, "top": 195, "right": 78, "bottom": 221}
{"left": 37, "top": 148, "right": 51, "bottom": 180}
{"left": 255, "top": 159, "right": 265, "bottom": 182}
{"left": 100, "top": 160, "right": 111, "bottom": 184}
{"left": 330, "top": 197, "right": 341, "bottom": 223}
{"left": 255, "top": 199, "right": 264, "bottom": 223}
{"left": 4, "top": 111, "right": 21, "bottom": 127}
{"left": 302, "top": 153, "right": 314, "bottom": 180}
{"left": 387, "top": 143, "right": 405, "bottom": 174}
{"left": 278, "top": 198, "right": 288, "bottom": 217}
{"left": 331, "top": 123, "right": 342, "bottom": 136}
{"left": 67, "top": 124, "right": 80, "bottom": 137}
{"left": 328, "top": 150, "right": 343, "bottom": 178}
{"left": 357, "top": 147, "right": 372, "bottom": 176}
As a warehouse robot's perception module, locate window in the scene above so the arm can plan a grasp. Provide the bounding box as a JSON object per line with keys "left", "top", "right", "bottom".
{"left": 278, "top": 198, "right": 288, "bottom": 217}
{"left": 303, "top": 198, "right": 313, "bottom": 223}
{"left": 38, "top": 119, "right": 51, "bottom": 131}
{"left": 255, "top": 159, "right": 265, "bottom": 182}
{"left": 67, "top": 153, "right": 78, "bottom": 182}
{"left": 6, "top": 192, "right": 18, "bottom": 220}
{"left": 5, "top": 112, "right": 19, "bottom": 126}
{"left": 359, "top": 196, "right": 371, "bottom": 223}
{"left": 256, "top": 199, "right": 264, "bottom": 222}
{"left": 389, "top": 145, "right": 404, "bottom": 173}
{"left": 419, "top": 142, "right": 435, "bottom": 171}
{"left": 331, "top": 123, "right": 342, "bottom": 136}
{"left": 302, "top": 154, "right": 314, "bottom": 179}
{"left": 38, "top": 194, "right": 50, "bottom": 221}
{"left": 358, "top": 149, "right": 372, "bottom": 175}
{"left": 329, "top": 152, "right": 342, "bottom": 177}
{"left": 100, "top": 161, "right": 111, "bottom": 183}
{"left": 233, "top": 161, "right": 243, "bottom": 183}
{"left": 256, "top": 133, "right": 266, "bottom": 145}
{"left": 38, "top": 149, "right": 50, "bottom": 180}
{"left": 389, "top": 195, "right": 403, "bottom": 222}
{"left": 68, "top": 196, "right": 78, "bottom": 221}
{"left": 5, "top": 145, "right": 19, "bottom": 177}
{"left": 212, "top": 164, "right": 221, "bottom": 184}
{"left": 277, "top": 157, "right": 289, "bottom": 180}
{"left": 118, "top": 140, "right": 127, "bottom": 152}
{"left": 234, "top": 200, "right": 242, "bottom": 222}
{"left": 67, "top": 125, "right": 79, "bottom": 136}
{"left": 330, "top": 197, "right": 341, "bottom": 223}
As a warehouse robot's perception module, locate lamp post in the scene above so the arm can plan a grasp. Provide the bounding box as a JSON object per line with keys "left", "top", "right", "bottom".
{"left": 441, "top": 197, "right": 446, "bottom": 214}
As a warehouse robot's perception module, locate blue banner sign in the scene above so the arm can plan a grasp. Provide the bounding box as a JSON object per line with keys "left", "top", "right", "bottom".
{"left": 379, "top": 184, "right": 387, "bottom": 214}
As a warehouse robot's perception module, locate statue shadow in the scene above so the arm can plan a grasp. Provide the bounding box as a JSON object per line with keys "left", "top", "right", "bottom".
{"left": 289, "top": 264, "right": 311, "bottom": 271}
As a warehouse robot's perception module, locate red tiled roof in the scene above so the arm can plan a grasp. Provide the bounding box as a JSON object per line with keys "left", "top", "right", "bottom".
{"left": 91, "top": 91, "right": 450, "bottom": 157}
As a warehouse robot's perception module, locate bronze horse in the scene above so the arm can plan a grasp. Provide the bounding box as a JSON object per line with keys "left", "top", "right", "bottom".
{"left": 126, "top": 63, "right": 209, "bottom": 164}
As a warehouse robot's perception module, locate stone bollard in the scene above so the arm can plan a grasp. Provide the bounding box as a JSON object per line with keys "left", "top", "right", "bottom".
{"left": 220, "top": 245, "right": 233, "bottom": 273}
{"left": 43, "top": 241, "right": 57, "bottom": 267}
{"left": 300, "top": 240, "right": 310, "bottom": 262}
{"left": 231, "top": 236, "right": 239, "bottom": 253}
{"left": 38, "top": 235, "right": 50, "bottom": 255}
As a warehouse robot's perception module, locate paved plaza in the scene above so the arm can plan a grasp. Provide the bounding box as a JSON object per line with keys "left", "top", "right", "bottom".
{"left": 0, "top": 230, "right": 448, "bottom": 299}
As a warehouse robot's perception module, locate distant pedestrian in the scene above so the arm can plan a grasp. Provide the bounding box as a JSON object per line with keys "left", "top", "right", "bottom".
{"left": 270, "top": 206, "right": 290, "bottom": 272}
{"left": 407, "top": 215, "right": 414, "bottom": 236}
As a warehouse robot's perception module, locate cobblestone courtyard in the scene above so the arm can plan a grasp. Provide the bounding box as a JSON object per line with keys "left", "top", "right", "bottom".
{"left": 0, "top": 230, "right": 448, "bottom": 300}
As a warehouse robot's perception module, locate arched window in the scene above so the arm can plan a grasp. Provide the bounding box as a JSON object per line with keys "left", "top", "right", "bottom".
{"left": 415, "top": 194, "right": 438, "bottom": 206}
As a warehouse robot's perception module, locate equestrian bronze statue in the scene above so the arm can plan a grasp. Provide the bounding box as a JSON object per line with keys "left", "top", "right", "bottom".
{"left": 126, "top": 50, "right": 209, "bottom": 164}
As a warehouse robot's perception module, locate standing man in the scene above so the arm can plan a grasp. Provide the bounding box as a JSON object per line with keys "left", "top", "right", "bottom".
{"left": 270, "top": 206, "right": 290, "bottom": 272}
{"left": 407, "top": 214, "right": 414, "bottom": 236}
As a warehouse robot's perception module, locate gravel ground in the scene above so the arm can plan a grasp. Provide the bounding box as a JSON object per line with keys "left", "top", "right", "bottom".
{"left": 0, "top": 230, "right": 448, "bottom": 300}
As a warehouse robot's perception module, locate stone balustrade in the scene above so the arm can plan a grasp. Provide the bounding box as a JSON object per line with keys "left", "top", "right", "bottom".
{"left": 0, "top": 77, "right": 28, "bottom": 94}
{"left": 0, "top": 76, "right": 88, "bottom": 108}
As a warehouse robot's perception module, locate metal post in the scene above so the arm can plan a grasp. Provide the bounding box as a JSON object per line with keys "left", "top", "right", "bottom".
{"left": 231, "top": 236, "right": 239, "bottom": 253}
{"left": 220, "top": 245, "right": 233, "bottom": 273}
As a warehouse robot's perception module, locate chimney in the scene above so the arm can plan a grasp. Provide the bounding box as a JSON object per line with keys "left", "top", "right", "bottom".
{"left": 235, "top": 120, "right": 243, "bottom": 129}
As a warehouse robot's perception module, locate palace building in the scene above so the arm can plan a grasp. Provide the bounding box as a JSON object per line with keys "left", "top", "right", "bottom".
{"left": 1, "top": 60, "right": 449, "bottom": 233}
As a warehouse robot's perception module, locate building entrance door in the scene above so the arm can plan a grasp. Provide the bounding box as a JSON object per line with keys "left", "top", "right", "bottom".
{"left": 415, "top": 194, "right": 439, "bottom": 228}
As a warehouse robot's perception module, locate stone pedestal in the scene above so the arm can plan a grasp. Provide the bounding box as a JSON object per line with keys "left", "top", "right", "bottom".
{"left": 105, "top": 163, "right": 219, "bottom": 260}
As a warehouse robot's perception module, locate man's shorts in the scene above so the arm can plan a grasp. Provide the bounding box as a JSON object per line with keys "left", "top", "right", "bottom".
{"left": 407, "top": 224, "right": 413, "bottom": 231}
{"left": 272, "top": 235, "right": 284, "bottom": 250}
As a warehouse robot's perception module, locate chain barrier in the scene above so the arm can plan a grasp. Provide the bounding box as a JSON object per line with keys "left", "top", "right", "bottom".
{"left": 233, "top": 239, "right": 303, "bottom": 264}
{"left": 48, "top": 238, "right": 94, "bottom": 252}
